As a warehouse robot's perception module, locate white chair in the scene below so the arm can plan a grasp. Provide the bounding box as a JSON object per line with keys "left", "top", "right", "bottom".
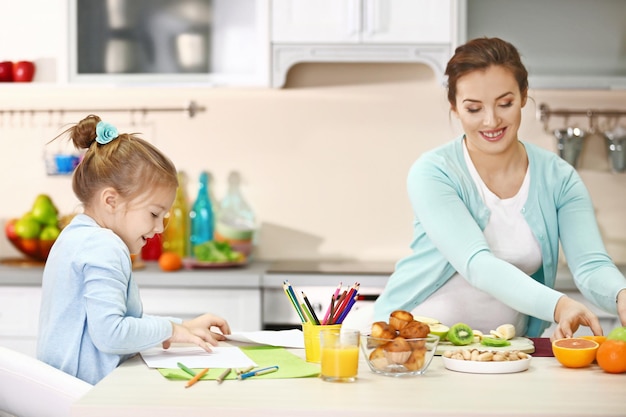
{"left": 0, "top": 346, "right": 92, "bottom": 417}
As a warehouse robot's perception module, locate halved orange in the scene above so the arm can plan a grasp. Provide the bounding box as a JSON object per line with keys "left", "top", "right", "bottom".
{"left": 552, "top": 338, "right": 599, "bottom": 368}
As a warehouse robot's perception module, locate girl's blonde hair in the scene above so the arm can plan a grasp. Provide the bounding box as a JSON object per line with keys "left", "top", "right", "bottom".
{"left": 63, "top": 114, "right": 178, "bottom": 206}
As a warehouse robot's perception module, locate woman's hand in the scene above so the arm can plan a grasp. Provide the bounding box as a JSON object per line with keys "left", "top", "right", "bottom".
{"left": 162, "top": 313, "right": 231, "bottom": 351}
{"left": 617, "top": 288, "right": 626, "bottom": 326}
{"left": 551, "top": 295, "right": 603, "bottom": 341}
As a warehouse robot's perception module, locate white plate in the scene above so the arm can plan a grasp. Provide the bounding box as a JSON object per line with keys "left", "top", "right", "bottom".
{"left": 442, "top": 355, "right": 532, "bottom": 374}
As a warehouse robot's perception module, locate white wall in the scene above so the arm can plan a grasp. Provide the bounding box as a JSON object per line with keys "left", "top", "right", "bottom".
{"left": 1, "top": 62, "right": 625, "bottom": 264}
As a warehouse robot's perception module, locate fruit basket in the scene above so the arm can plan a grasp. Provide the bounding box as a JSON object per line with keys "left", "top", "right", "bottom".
{"left": 4, "top": 194, "right": 67, "bottom": 262}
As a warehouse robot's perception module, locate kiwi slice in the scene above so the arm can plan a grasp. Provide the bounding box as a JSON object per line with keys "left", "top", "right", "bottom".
{"left": 447, "top": 323, "right": 474, "bottom": 346}
{"left": 481, "top": 337, "right": 511, "bottom": 347}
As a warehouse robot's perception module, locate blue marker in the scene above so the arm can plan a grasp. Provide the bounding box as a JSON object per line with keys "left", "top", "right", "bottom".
{"left": 237, "top": 365, "right": 279, "bottom": 380}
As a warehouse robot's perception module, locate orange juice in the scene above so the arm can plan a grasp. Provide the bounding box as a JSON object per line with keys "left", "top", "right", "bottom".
{"left": 319, "top": 328, "right": 360, "bottom": 382}
{"left": 321, "top": 346, "right": 359, "bottom": 379}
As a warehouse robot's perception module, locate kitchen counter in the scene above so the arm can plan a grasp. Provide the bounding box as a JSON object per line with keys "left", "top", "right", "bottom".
{"left": 0, "top": 259, "right": 270, "bottom": 288}
{"left": 71, "top": 343, "right": 625, "bottom": 417}
{"left": 2, "top": 258, "right": 625, "bottom": 290}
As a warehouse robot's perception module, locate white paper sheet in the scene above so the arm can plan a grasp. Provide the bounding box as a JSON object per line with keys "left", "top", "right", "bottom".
{"left": 226, "top": 329, "right": 304, "bottom": 348}
{"left": 140, "top": 346, "right": 257, "bottom": 369}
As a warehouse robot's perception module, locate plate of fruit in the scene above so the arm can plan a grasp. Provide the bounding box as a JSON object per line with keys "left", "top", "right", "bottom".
{"left": 417, "top": 319, "right": 535, "bottom": 356}
{"left": 183, "top": 240, "right": 247, "bottom": 269}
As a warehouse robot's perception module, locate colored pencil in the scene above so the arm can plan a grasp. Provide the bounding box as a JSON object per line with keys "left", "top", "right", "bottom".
{"left": 331, "top": 283, "right": 359, "bottom": 324}
{"left": 283, "top": 281, "right": 306, "bottom": 323}
{"left": 302, "top": 291, "right": 320, "bottom": 325}
{"left": 176, "top": 362, "right": 197, "bottom": 377}
{"left": 216, "top": 368, "right": 232, "bottom": 384}
{"left": 322, "top": 282, "right": 342, "bottom": 324}
{"left": 237, "top": 365, "right": 279, "bottom": 380}
{"left": 336, "top": 294, "right": 358, "bottom": 324}
{"left": 185, "top": 367, "right": 209, "bottom": 388}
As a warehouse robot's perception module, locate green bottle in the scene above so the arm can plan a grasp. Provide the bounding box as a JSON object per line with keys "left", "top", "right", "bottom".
{"left": 162, "top": 172, "right": 189, "bottom": 258}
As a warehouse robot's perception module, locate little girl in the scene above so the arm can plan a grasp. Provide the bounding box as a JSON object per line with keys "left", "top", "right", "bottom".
{"left": 37, "top": 115, "right": 230, "bottom": 385}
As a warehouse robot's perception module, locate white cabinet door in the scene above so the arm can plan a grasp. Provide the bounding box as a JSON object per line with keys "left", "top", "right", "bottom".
{"left": 272, "top": 0, "right": 361, "bottom": 43}
{"left": 361, "top": 0, "right": 451, "bottom": 44}
{"left": 0, "top": 287, "right": 42, "bottom": 357}
{"left": 272, "top": 0, "right": 451, "bottom": 44}
{"left": 140, "top": 288, "right": 262, "bottom": 332}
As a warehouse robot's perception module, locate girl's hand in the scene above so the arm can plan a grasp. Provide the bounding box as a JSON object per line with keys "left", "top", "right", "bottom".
{"left": 162, "top": 313, "right": 231, "bottom": 351}
{"left": 551, "top": 296, "right": 603, "bottom": 341}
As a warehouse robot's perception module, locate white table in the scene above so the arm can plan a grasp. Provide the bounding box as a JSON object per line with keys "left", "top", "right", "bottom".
{"left": 71, "top": 344, "right": 625, "bottom": 417}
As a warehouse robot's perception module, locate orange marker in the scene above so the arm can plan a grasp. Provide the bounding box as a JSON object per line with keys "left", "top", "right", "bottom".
{"left": 185, "top": 368, "right": 209, "bottom": 388}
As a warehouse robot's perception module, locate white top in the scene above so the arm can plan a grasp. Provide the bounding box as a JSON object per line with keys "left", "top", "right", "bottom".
{"left": 70, "top": 345, "right": 625, "bottom": 417}
{"left": 411, "top": 142, "right": 542, "bottom": 335}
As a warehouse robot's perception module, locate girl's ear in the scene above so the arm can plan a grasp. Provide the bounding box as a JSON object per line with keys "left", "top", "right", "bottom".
{"left": 100, "top": 187, "right": 119, "bottom": 213}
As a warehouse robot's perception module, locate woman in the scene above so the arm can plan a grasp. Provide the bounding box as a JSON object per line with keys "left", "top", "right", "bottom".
{"left": 37, "top": 115, "right": 231, "bottom": 384}
{"left": 363, "top": 38, "right": 626, "bottom": 339}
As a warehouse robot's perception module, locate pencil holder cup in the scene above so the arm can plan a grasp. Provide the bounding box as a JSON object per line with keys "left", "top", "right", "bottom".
{"left": 302, "top": 322, "right": 342, "bottom": 363}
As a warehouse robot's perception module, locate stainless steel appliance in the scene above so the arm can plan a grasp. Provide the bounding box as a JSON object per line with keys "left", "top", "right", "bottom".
{"left": 262, "top": 260, "right": 393, "bottom": 330}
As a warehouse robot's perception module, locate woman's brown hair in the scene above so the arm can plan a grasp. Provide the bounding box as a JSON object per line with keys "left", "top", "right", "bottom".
{"left": 445, "top": 37, "right": 528, "bottom": 109}
{"left": 61, "top": 115, "right": 178, "bottom": 207}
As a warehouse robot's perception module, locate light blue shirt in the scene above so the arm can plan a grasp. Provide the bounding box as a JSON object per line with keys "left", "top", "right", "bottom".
{"left": 37, "top": 214, "right": 178, "bottom": 385}
{"left": 374, "top": 136, "right": 626, "bottom": 336}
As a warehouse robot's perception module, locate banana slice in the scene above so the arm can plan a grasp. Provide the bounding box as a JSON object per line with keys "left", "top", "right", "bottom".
{"left": 472, "top": 329, "right": 484, "bottom": 343}
{"left": 412, "top": 316, "right": 441, "bottom": 326}
{"left": 490, "top": 329, "right": 505, "bottom": 339}
{"left": 496, "top": 324, "right": 516, "bottom": 340}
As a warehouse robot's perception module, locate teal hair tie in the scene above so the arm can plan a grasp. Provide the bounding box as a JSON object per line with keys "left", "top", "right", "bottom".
{"left": 95, "top": 121, "right": 119, "bottom": 145}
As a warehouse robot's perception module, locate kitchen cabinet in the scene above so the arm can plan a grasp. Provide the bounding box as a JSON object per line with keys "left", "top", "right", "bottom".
{"left": 270, "top": 0, "right": 456, "bottom": 87}
{"left": 0, "top": 262, "right": 267, "bottom": 357}
{"left": 140, "top": 288, "right": 261, "bottom": 331}
{"left": 0, "top": 286, "right": 41, "bottom": 357}
{"left": 69, "top": 0, "right": 270, "bottom": 86}
{"left": 458, "top": 0, "right": 626, "bottom": 90}
{"left": 0, "top": 0, "right": 269, "bottom": 86}
{"left": 272, "top": 0, "right": 451, "bottom": 44}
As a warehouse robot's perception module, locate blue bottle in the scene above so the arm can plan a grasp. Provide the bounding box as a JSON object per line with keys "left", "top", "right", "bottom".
{"left": 189, "top": 171, "right": 214, "bottom": 254}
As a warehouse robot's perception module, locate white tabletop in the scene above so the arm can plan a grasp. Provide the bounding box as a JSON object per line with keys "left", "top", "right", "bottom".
{"left": 70, "top": 343, "right": 625, "bottom": 417}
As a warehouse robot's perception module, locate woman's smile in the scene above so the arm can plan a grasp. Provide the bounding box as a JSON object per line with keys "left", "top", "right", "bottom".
{"left": 481, "top": 127, "right": 507, "bottom": 142}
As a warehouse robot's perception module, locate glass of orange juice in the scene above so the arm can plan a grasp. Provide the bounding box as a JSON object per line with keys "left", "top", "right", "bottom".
{"left": 320, "top": 328, "right": 360, "bottom": 382}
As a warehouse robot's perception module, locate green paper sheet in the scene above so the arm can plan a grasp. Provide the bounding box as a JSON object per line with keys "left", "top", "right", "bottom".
{"left": 158, "top": 346, "right": 320, "bottom": 381}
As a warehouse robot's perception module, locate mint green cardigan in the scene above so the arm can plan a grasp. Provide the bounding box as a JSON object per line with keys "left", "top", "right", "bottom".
{"left": 374, "top": 136, "right": 626, "bottom": 337}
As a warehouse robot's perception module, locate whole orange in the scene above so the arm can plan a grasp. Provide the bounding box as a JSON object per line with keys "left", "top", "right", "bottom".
{"left": 596, "top": 339, "right": 626, "bottom": 374}
{"left": 552, "top": 338, "right": 599, "bottom": 368}
{"left": 158, "top": 252, "right": 183, "bottom": 272}
{"left": 580, "top": 335, "right": 607, "bottom": 346}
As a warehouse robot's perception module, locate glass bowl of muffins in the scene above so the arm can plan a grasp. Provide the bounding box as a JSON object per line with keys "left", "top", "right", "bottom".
{"left": 361, "top": 310, "right": 440, "bottom": 377}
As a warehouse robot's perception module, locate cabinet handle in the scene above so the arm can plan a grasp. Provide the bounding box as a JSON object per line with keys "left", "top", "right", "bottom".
{"left": 347, "top": 0, "right": 361, "bottom": 37}
{"left": 363, "top": 0, "right": 387, "bottom": 36}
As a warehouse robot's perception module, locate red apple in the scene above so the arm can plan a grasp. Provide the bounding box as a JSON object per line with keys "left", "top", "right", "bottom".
{"left": 13, "top": 61, "right": 35, "bottom": 82}
{"left": 4, "top": 218, "right": 18, "bottom": 240}
{"left": 0, "top": 61, "right": 13, "bottom": 82}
